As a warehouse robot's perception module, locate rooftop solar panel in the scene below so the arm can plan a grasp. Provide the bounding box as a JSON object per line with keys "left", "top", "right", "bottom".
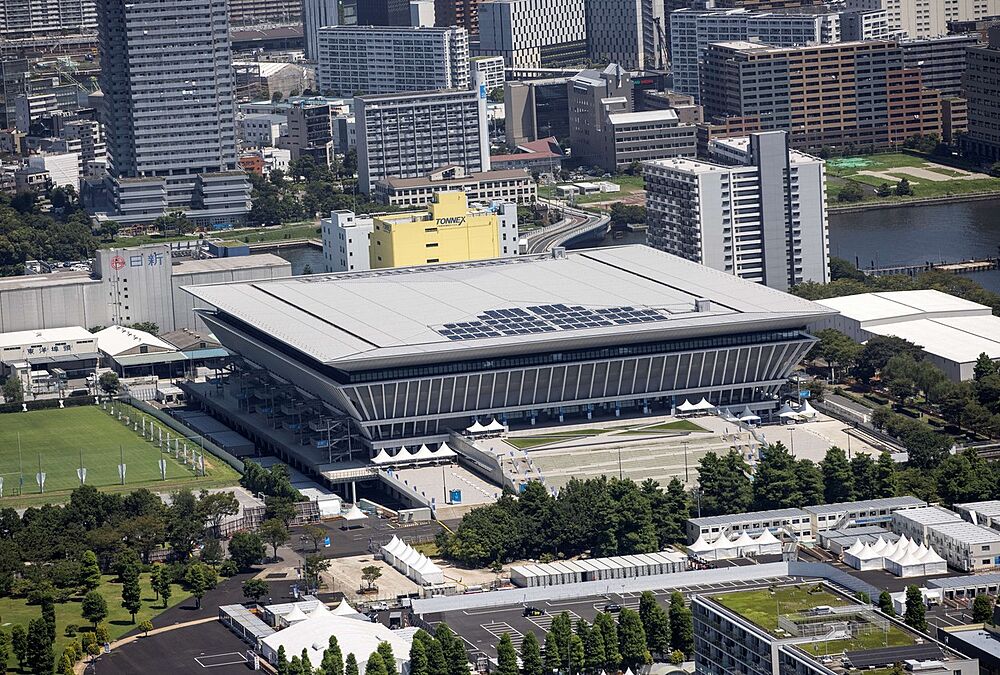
{"left": 437, "top": 305, "right": 671, "bottom": 341}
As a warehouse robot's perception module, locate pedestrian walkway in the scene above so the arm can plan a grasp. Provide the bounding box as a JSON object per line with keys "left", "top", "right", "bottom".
{"left": 74, "top": 617, "right": 218, "bottom": 674}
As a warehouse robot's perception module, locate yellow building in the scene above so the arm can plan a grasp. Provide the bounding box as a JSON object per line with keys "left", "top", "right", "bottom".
{"left": 370, "top": 191, "right": 515, "bottom": 268}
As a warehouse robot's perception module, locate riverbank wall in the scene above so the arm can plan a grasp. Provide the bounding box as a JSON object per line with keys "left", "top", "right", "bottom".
{"left": 830, "top": 190, "right": 1000, "bottom": 214}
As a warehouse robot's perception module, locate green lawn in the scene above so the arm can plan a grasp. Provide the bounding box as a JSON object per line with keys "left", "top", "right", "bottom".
{"left": 0, "top": 407, "right": 240, "bottom": 507}
{"left": 713, "top": 586, "right": 914, "bottom": 655}
{"left": 642, "top": 420, "right": 708, "bottom": 432}
{"left": 107, "top": 221, "right": 320, "bottom": 249}
{"left": 826, "top": 152, "right": 1000, "bottom": 205}
{"left": 505, "top": 437, "right": 568, "bottom": 450}
{"left": 0, "top": 573, "right": 191, "bottom": 671}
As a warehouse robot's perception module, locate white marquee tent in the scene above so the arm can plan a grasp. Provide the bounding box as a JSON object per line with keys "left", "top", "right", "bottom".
{"left": 381, "top": 536, "right": 445, "bottom": 585}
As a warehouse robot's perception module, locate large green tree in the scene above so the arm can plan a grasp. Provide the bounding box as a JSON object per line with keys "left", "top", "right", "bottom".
{"left": 496, "top": 634, "right": 518, "bottom": 675}
{"left": 520, "top": 630, "right": 544, "bottom": 675}
{"left": 638, "top": 591, "right": 671, "bottom": 658}
{"left": 696, "top": 450, "right": 752, "bottom": 516}
{"left": 669, "top": 593, "right": 694, "bottom": 657}
{"left": 904, "top": 586, "right": 927, "bottom": 632}
{"left": 617, "top": 609, "right": 650, "bottom": 670}
{"left": 821, "top": 447, "right": 854, "bottom": 504}
{"left": 26, "top": 616, "right": 54, "bottom": 675}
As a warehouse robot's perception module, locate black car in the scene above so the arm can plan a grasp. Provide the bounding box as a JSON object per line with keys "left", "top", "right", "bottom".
{"left": 523, "top": 606, "right": 545, "bottom": 617}
{"left": 603, "top": 603, "right": 622, "bottom": 613}
{"left": 366, "top": 611, "right": 380, "bottom": 622}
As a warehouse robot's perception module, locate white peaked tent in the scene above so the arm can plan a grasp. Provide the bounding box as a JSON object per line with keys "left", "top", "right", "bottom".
{"left": 308, "top": 602, "right": 331, "bottom": 618}
{"left": 343, "top": 504, "right": 368, "bottom": 521}
{"left": 869, "top": 536, "right": 889, "bottom": 557}
{"left": 754, "top": 528, "right": 782, "bottom": 555}
{"left": 687, "top": 535, "right": 714, "bottom": 556}
{"left": 412, "top": 445, "right": 435, "bottom": 461}
{"left": 732, "top": 531, "right": 757, "bottom": 555}
{"left": 885, "top": 539, "right": 947, "bottom": 577}
{"left": 381, "top": 536, "right": 407, "bottom": 566}
{"left": 466, "top": 420, "right": 487, "bottom": 434}
{"left": 708, "top": 534, "right": 739, "bottom": 561}
{"left": 331, "top": 599, "right": 366, "bottom": 620}
{"left": 845, "top": 539, "right": 865, "bottom": 557}
{"left": 799, "top": 400, "right": 819, "bottom": 419}
{"left": 676, "top": 399, "right": 696, "bottom": 413}
{"left": 777, "top": 403, "right": 801, "bottom": 421}
{"left": 693, "top": 397, "right": 716, "bottom": 411}
{"left": 739, "top": 406, "right": 761, "bottom": 423}
{"left": 372, "top": 449, "right": 393, "bottom": 465}
{"left": 484, "top": 418, "right": 506, "bottom": 433}
{"left": 412, "top": 555, "right": 445, "bottom": 585}
{"left": 394, "top": 447, "right": 415, "bottom": 463}
{"left": 720, "top": 408, "right": 739, "bottom": 422}
{"left": 283, "top": 604, "right": 309, "bottom": 625}
{"left": 433, "top": 443, "right": 458, "bottom": 458}
{"left": 384, "top": 538, "right": 446, "bottom": 586}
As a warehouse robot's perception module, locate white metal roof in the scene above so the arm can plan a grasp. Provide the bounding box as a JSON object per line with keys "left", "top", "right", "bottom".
{"left": 0, "top": 326, "right": 94, "bottom": 349}
{"left": 607, "top": 109, "right": 679, "bottom": 125}
{"left": 184, "top": 245, "right": 833, "bottom": 368}
{"left": 94, "top": 325, "right": 176, "bottom": 357}
{"left": 866, "top": 317, "right": 1000, "bottom": 364}
{"left": 893, "top": 505, "right": 962, "bottom": 526}
{"left": 815, "top": 290, "right": 990, "bottom": 323}
{"left": 927, "top": 520, "right": 1000, "bottom": 545}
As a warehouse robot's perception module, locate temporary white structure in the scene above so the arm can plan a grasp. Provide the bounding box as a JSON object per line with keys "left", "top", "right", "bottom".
{"left": 466, "top": 420, "right": 487, "bottom": 434}
{"left": 688, "top": 535, "right": 714, "bottom": 555}
{"left": 777, "top": 403, "right": 801, "bottom": 421}
{"left": 692, "top": 397, "right": 716, "bottom": 411}
{"left": 382, "top": 537, "right": 446, "bottom": 586}
{"left": 283, "top": 604, "right": 309, "bottom": 625}
{"left": 343, "top": 504, "right": 368, "bottom": 521}
{"left": 732, "top": 531, "right": 757, "bottom": 555}
{"left": 754, "top": 528, "right": 782, "bottom": 554}
{"left": 484, "top": 418, "right": 506, "bottom": 433}
{"left": 676, "top": 399, "right": 696, "bottom": 413}
{"left": 434, "top": 443, "right": 458, "bottom": 458}
{"left": 799, "top": 400, "right": 819, "bottom": 418}
{"left": 885, "top": 538, "right": 947, "bottom": 577}
{"left": 738, "top": 406, "right": 761, "bottom": 423}
{"left": 372, "top": 449, "right": 393, "bottom": 465}
{"left": 412, "top": 445, "right": 435, "bottom": 461}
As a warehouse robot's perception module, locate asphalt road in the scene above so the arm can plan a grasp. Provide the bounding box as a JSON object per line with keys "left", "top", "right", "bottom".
{"left": 288, "top": 515, "right": 448, "bottom": 558}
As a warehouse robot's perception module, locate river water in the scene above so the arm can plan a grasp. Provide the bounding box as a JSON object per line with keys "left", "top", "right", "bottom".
{"left": 277, "top": 199, "right": 1000, "bottom": 292}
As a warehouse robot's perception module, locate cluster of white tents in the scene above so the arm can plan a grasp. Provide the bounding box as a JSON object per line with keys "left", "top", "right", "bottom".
{"left": 775, "top": 401, "right": 819, "bottom": 423}
{"left": 381, "top": 535, "right": 445, "bottom": 586}
{"left": 719, "top": 406, "right": 762, "bottom": 424}
{"left": 466, "top": 419, "right": 507, "bottom": 436}
{"left": 675, "top": 398, "right": 716, "bottom": 415}
{"left": 843, "top": 536, "right": 947, "bottom": 577}
{"left": 687, "top": 529, "right": 782, "bottom": 560}
{"left": 371, "top": 443, "right": 457, "bottom": 466}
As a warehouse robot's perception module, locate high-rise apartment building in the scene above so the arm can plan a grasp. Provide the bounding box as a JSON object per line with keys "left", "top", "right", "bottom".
{"left": 357, "top": 0, "right": 410, "bottom": 25}
{"left": 701, "top": 40, "right": 945, "bottom": 150}
{"left": 303, "top": 0, "right": 339, "bottom": 61}
{"left": 0, "top": 60, "right": 28, "bottom": 131}
{"left": 901, "top": 34, "right": 978, "bottom": 98}
{"left": 964, "top": 27, "right": 1000, "bottom": 161}
{"left": 845, "top": 0, "right": 1000, "bottom": 38}
{"left": 669, "top": 8, "right": 842, "bottom": 100}
{"left": 477, "top": 0, "right": 587, "bottom": 68}
{"left": 645, "top": 131, "right": 829, "bottom": 292}
{"left": 585, "top": 0, "right": 664, "bottom": 71}
{"left": 434, "top": 0, "right": 483, "bottom": 33}
{"left": 0, "top": 0, "right": 97, "bottom": 39}
{"left": 96, "top": 0, "right": 250, "bottom": 227}
{"left": 317, "top": 26, "right": 470, "bottom": 96}
{"left": 355, "top": 74, "right": 490, "bottom": 194}
{"left": 228, "top": 0, "right": 302, "bottom": 27}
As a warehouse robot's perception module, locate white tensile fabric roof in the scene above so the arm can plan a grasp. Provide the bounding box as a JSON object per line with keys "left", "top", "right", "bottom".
{"left": 676, "top": 399, "right": 696, "bottom": 412}
{"left": 484, "top": 418, "right": 506, "bottom": 432}
{"left": 343, "top": 504, "right": 367, "bottom": 521}
{"left": 467, "top": 421, "right": 487, "bottom": 434}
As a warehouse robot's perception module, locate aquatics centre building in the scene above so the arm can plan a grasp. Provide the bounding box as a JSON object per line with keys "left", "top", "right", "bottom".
{"left": 183, "top": 245, "right": 834, "bottom": 449}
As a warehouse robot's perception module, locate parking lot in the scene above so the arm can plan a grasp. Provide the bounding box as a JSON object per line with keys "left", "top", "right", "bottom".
{"left": 87, "top": 620, "right": 254, "bottom": 675}
{"left": 425, "top": 574, "right": 803, "bottom": 660}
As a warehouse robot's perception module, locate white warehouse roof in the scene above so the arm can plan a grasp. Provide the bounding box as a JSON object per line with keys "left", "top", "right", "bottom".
{"left": 815, "top": 290, "right": 1000, "bottom": 366}
{"left": 0, "top": 325, "right": 94, "bottom": 349}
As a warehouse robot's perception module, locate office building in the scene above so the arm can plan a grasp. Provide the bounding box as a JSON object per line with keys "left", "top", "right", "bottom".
{"left": 568, "top": 65, "right": 632, "bottom": 164}
{"left": 373, "top": 166, "right": 536, "bottom": 207}
{"left": 369, "top": 192, "right": 517, "bottom": 268}
{"left": 59, "top": 119, "right": 106, "bottom": 178}
{"left": 665, "top": 0, "right": 825, "bottom": 9}
{"left": 581, "top": 103, "right": 697, "bottom": 172}
{"left": 585, "top": 0, "right": 664, "bottom": 71}
{"left": 229, "top": 0, "right": 302, "bottom": 27}
{"left": 434, "top": 0, "right": 483, "bottom": 33}
{"left": 669, "top": 8, "right": 842, "bottom": 101}
{"left": 901, "top": 34, "right": 978, "bottom": 98}
{"left": 645, "top": 131, "right": 829, "bottom": 291}
{"left": 965, "top": 27, "right": 1000, "bottom": 161}
{"left": 701, "top": 40, "right": 944, "bottom": 150}
{"left": 184, "top": 244, "right": 835, "bottom": 445}
{"left": 96, "top": 0, "right": 250, "bottom": 228}
{"left": 0, "top": 0, "right": 97, "bottom": 39}
{"left": 240, "top": 114, "right": 287, "bottom": 148}
{"left": 504, "top": 77, "right": 571, "bottom": 146}
{"left": 812, "top": 289, "right": 1000, "bottom": 381}
{"left": 0, "top": 245, "right": 290, "bottom": 334}
{"left": 0, "top": 60, "right": 29, "bottom": 131}
{"left": 845, "top": 0, "right": 1000, "bottom": 38}
{"left": 303, "top": 0, "right": 339, "bottom": 61}
{"left": 322, "top": 192, "right": 518, "bottom": 274}
{"left": 477, "top": 0, "right": 587, "bottom": 69}
{"left": 317, "top": 26, "right": 470, "bottom": 96}
{"left": 473, "top": 56, "right": 506, "bottom": 92}
{"left": 840, "top": 8, "right": 891, "bottom": 40}
{"left": 694, "top": 586, "right": 978, "bottom": 675}
{"left": 357, "top": 0, "right": 410, "bottom": 25}
{"left": 355, "top": 74, "right": 490, "bottom": 194}
{"left": 278, "top": 101, "right": 334, "bottom": 163}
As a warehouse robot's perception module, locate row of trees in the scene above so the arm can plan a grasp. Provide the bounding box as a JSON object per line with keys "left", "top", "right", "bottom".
{"left": 437, "top": 477, "right": 688, "bottom": 567}
{"left": 496, "top": 595, "right": 693, "bottom": 675}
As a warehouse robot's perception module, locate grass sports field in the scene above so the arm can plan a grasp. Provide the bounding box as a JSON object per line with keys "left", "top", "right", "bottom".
{"left": 0, "top": 406, "right": 240, "bottom": 507}
{"left": 827, "top": 152, "right": 1000, "bottom": 204}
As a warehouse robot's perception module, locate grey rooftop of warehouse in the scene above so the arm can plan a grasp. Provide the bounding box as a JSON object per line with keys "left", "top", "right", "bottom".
{"left": 183, "top": 245, "right": 833, "bottom": 366}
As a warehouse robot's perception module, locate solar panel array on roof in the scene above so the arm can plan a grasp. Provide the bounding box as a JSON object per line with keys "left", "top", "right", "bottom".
{"left": 845, "top": 644, "right": 943, "bottom": 669}
{"left": 437, "top": 304, "right": 669, "bottom": 341}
